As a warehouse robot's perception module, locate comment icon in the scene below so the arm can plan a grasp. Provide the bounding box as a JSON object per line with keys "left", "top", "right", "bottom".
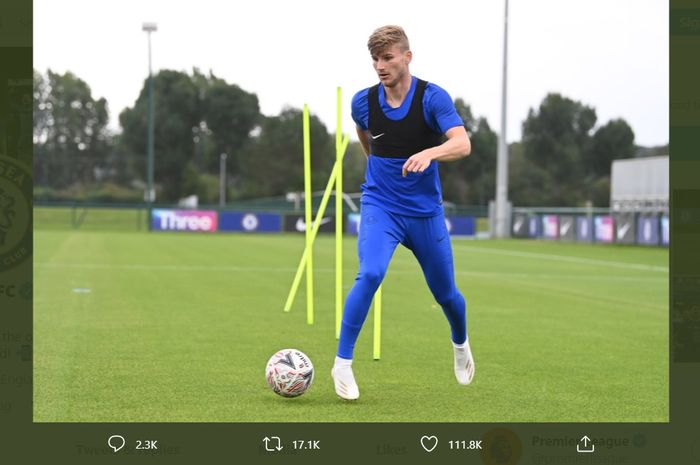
{"left": 108, "top": 435, "right": 126, "bottom": 453}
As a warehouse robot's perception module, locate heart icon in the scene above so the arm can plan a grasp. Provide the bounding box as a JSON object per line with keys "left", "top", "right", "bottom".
{"left": 420, "top": 435, "right": 438, "bottom": 453}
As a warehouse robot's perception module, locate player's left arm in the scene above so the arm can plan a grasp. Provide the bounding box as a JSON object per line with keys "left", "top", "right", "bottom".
{"left": 402, "top": 125, "right": 471, "bottom": 177}
{"left": 401, "top": 86, "right": 471, "bottom": 177}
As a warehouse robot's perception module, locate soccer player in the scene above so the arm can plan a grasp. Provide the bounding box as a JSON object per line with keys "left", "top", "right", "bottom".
{"left": 331, "top": 25, "right": 475, "bottom": 400}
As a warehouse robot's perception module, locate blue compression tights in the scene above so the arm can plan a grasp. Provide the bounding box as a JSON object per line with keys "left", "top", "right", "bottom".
{"left": 337, "top": 203, "right": 467, "bottom": 360}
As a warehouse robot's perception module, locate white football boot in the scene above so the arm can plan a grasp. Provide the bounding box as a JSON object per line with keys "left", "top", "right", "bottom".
{"left": 453, "top": 339, "right": 475, "bottom": 385}
{"left": 331, "top": 359, "right": 360, "bottom": 400}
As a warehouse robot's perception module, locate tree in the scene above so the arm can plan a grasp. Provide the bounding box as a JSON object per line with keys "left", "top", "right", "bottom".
{"left": 119, "top": 70, "right": 200, "bottom": 201}
{"left": 438, "top": 98, "right": 497, "bottom": 205}
{"left": 469, "top": 117, "right": 498, "bottom": 205}
{"left": 237, "top": 108, "right": 334, "bottom": 199}
{"left": 515, "top": 93, "right": 597, "bottom": 206}
{"left": 342, "top": 141, "right": 368, "bottom": 194}
{"left": 33, "top": 70, "right": 51, "bottom": 187}
{"left": 508, "top": 140, "right": 555, "bottom": 206}
{"left": 634, "top": 143, "right": 668, "bottom": 158}
{"left": 119, "top": 69, "right": 262, "bottom": 202}
{"left": 33, "top": 69, "right": 111, "bottom": 189}
{"left": 197, "top": 70, "right": 261, "bottom": 175}
{"left": 586, "top": 118, "right": 635, "bottom": 177}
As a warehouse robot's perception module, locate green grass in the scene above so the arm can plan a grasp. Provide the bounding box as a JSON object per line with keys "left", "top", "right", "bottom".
{"left": 33, "top": 230, "right": 668, "bottom": 422}
{"left": 33, "top": 206, "right": 148, "bottom": 231}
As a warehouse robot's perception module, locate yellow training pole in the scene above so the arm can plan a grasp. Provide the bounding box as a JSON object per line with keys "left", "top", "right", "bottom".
{"left": 303, "top": 104, "right": 314, "bottom": 325}
{"left": 283, "top": 135, "right": 350, "bottom": 313}
{"left": 373, "top": 285, "right": 382, "bottom": 360}
{"left": 335, "top": 87, "right": 344, "bottom": 339}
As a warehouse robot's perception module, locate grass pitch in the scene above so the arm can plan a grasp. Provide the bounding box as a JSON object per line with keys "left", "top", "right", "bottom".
{"left": 34, "top": 229, "right": 668, "bottom": 422}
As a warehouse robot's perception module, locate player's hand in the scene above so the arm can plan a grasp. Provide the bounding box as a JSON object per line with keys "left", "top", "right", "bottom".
{"left": 402, "top": 152, "right": 432, "bottom": 177}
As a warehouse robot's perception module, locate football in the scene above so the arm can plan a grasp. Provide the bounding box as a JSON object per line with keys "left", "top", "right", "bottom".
{"left": 265, "top": 349, "right": 315, "bottom": 397}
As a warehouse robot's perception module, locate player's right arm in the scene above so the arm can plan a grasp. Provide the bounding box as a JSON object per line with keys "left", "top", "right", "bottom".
{"left": 351, "top": 88, "right": 371, "bottom": 158}
{"left": 356, "top": 126, "right": 371, "bottom": 157}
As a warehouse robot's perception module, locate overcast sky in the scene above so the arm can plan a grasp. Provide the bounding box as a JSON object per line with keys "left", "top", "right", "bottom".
{"left": 34, "top": 0, "right": 668, "bottom": 146}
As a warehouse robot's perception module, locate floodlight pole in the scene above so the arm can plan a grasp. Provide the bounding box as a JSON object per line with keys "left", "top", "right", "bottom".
{"left": 143, "top": 22, "right": 157, "bottom": 203}
{"left": 494, "top": 0, "right": 510, "bottom": 237}
{"left": 219, "top": 153, "right": 228, "bottom": 206}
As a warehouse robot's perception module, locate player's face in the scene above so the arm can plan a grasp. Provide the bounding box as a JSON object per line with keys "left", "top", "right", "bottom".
{"left": 372, "top": 44, "right": 411, "bottom": 88}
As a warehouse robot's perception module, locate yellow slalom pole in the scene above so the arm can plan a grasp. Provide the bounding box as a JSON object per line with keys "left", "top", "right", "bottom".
{"left": 335, "top": 87, "right": 344, "bottom": 339}
{"left": 373, "top": 285, "right": 382, "bottom": 360}
{"left": 284, "top": 135, "right": 351, "bottom": 313}
{"left": 303, "top": 104, "right": 314, "bottom": 325}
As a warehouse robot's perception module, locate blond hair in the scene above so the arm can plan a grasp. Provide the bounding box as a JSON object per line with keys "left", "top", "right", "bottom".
{"left": 367, "top": 25, "right": 410, "bottom": 56}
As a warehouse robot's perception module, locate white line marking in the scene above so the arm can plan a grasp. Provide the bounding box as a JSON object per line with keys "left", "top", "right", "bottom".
{"left": 35, "top": 263, "right": 300, "bottom": 273}
{"left": 71, "top": 288, "right": 92, "bottom": 293}
{"left": 34, "top": 263, "right": 666, "bottom": 282}
{"left": 452, "top": 245, "right": 668, "bottom": 273}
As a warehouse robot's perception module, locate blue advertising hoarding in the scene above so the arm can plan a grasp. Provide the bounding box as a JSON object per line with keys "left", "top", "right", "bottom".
{"left": 528, "top": 216, "right": 542, "bottom": 238}
{"left": 347, "top": 214, "right": 475, "bottom": 237}
{"left": 219, "top": 212, "right": 282, "bottom": 233}
{"left": 446, "top": 216, "right": 476, "bottom": 236}
{"left": 636, "top": 215, "right": 660, "bottom": 246}
{"left": 576, "top": 216, "right": 592, "bottom": 242}
{"left": 661, "top": 215, "right": 669, "bottom": 246}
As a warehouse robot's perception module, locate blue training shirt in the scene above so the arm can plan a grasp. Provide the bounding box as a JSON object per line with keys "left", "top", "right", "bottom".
{"left": 351, "top": 76, "right": 463, "bottom": 217}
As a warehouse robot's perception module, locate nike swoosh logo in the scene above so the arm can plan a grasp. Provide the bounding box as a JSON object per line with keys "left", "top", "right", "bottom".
{"left": 617, "top": 223, "right": 631, "bottom": 239}
{"left": 560, "top": 222, "right": 571, "bottom": 235}
{"left": 513, "top": 219, "right": 524, "bottom": 232}
{"left": 370, "top": 133, "right": 385, "bottom": 140}
{"left": 295, "top": 217, "right": 332, "bottom": 232}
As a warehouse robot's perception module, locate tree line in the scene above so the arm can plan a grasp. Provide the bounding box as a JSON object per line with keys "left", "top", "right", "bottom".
{"left": 33, "top": 68, "right": 666, "bottom": 207}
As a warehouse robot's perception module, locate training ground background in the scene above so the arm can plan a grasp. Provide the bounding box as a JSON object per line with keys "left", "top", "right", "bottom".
{"left": 33, "top": 223, "right": 668, "bottom": 422}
